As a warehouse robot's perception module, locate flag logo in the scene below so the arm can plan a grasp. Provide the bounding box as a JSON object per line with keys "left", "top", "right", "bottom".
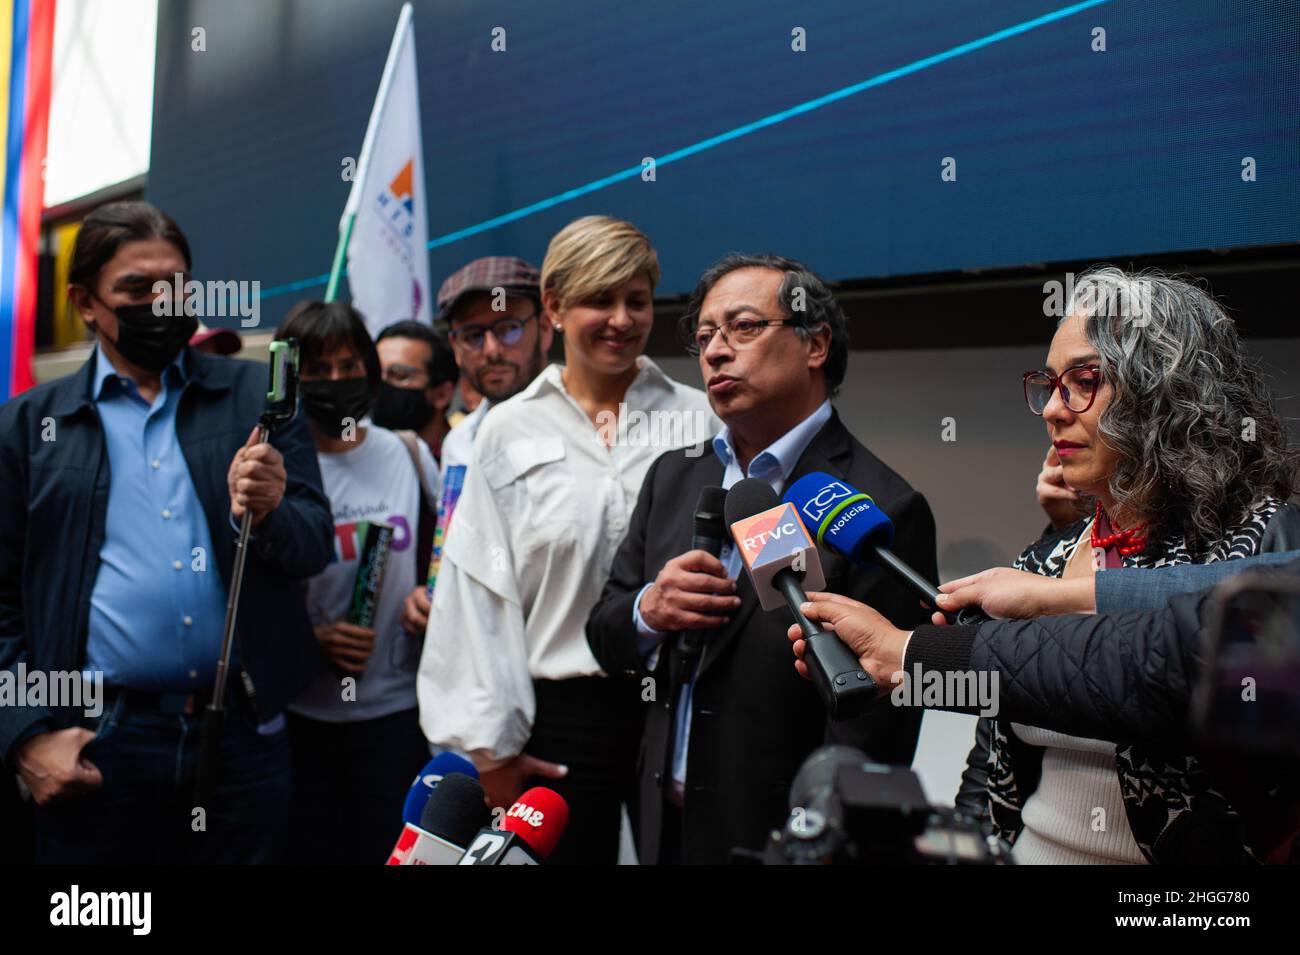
{"left": 377, "top": 157, "right": 416, "bottom": 239}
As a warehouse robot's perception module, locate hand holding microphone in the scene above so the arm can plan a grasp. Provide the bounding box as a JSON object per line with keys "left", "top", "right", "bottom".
{"left": 726, "top": 478, "right": 876, "bottom": 720}
{"left": 639, "top": 551, "right": 740, "bottom": 632}
{"left": 786, "top": 593, "right": 910, "bottom": 693}
{"left": 934, "top": 566, "right": 1097, "bottom": 620}
{"left": 639, "top": 486, "right": 738, "bottom": 638}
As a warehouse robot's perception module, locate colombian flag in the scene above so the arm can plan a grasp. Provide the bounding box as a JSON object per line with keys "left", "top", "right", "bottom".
{"left": 0, "top": 0, "right": 55, "bottom": 402}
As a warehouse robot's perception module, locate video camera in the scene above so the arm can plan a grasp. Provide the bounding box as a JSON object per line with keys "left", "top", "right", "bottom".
{"left": 761, "top": 745, "right": 1013, "bottom": 865}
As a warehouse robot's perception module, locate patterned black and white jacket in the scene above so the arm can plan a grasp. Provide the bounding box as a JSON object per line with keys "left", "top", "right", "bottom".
{"left": 956, "top": 496, "right": 1300, "bottom": 864}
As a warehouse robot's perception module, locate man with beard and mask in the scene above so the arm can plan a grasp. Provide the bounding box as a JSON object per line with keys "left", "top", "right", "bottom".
{"left": 0, "top": 201, "right": 333, "bottom": 863}
{"left": 398, "top": 256, "right": 550, "bottom": 640}
{"left": 372, "top": 320, "right": 458, "bottom": 463}
{"left": 274, "top": 301, "right": 441, "bottom": 864}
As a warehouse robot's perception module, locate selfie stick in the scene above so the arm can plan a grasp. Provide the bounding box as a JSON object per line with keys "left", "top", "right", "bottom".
{"left": 195, "top": 340, "right": 300, "bottom": 811}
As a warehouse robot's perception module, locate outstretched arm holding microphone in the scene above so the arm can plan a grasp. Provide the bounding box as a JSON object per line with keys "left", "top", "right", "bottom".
{"left": 787, "top": 556, "right": 1300, "bottom": 749}
{"left": 928, "top": 548, "right": 1300, "bottom": 623}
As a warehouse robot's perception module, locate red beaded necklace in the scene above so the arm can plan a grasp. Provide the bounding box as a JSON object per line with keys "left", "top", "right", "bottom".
{"left": 1090, "top": 501, "right": 1150, "bottom": 556}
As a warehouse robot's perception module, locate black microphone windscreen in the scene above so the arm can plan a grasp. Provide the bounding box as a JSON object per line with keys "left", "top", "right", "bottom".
{"left": 724, "top": 478, "right": 779, "bottom": 527}
{"left": 693, "top": 485, "right": 727, "bottom": 534}
{"left": 696, "top": 485, "right": 727, "bottom": 517}
{"left": 419, "top": 771, "right": 490, "bottom": 845}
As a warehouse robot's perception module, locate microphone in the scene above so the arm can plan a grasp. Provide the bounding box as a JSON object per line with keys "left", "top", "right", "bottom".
{"left": 725, "top": 479, "right": 876, "bottom": 720}
{"left": 457, "top": 787, "right": 570, "bottom": 865}
{"left": 784, "top": 472, "right": 990, "bottom": 626}
{"left": 400, "top": 751, "right": 479, "bottom": 826}
{"left": 680, "top": 486, "right": 728, "bottom": 666}
{"left": 386, "top": 772, "right": 490, "bottom": 865}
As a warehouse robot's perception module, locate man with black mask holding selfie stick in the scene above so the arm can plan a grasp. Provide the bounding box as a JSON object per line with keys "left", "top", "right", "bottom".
{"left": 0, "top": 201, "right": 332, "bottom": 863}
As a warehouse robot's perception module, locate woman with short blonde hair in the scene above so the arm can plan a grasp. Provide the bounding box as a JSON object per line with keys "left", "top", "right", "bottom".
{"left": 418, "top": 215, "right": 718, "bottom": 864}
{"left": 540, "top": 215, "right": 662, "bottom": 309}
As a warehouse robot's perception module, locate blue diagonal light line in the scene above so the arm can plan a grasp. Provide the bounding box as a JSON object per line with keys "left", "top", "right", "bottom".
{"left": 261, "top": 271, "right": 334, "bottom": 297}
{"left": 260, "top": 0, "right": 1108, "bottom": 301}
{"left": 426, "top": 0, "right": 1109, "bottom": 249}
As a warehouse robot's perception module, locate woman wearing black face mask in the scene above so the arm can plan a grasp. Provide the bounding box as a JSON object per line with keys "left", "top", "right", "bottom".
{"left": 274, "top": 301, "right": 441, "bottom": 865}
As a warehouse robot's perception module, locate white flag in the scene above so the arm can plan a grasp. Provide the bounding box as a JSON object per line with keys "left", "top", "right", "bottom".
{"left": 341, "top": 3, "right": 431, "bottom": 336}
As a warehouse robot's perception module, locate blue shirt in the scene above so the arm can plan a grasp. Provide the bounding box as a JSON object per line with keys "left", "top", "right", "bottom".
{"left": 85, "top": 347, "right": 229, "bottom": 691}
{"left": 634, "top": 399, "right": 833, "bottom": 794}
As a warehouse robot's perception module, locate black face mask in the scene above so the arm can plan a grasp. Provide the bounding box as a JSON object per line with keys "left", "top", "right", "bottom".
{"left": 300, "top": 377, "right": 376, "bottom": 438}
{"left": 102, "top": 302, "right": 198, "bottom": 372}
{"left": 370, "top": 382, "right": 436, "bottom": 431}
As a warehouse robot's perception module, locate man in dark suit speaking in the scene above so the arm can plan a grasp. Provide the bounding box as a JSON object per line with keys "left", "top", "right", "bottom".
{"left": 587, "top": 253, "right": 938, "bottom": 864}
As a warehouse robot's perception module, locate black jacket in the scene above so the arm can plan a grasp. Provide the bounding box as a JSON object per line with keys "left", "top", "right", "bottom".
{"left": 944, "top": 501, "right": 1300, "bottom": 862}
{"left": 907, "top": 558, "right": 1300, "bottom": 862}
{"left": 586, "top": 410, "right": 937, "bottom": 864}
{"left": 0, "top": 348, "right": 333, "bottom": 764}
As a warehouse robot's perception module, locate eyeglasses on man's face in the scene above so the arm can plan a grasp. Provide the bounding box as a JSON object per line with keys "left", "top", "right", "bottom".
{"left": 686, "top": 316, "right": 800, "bottom": 357}
{"left": 1023, "top": 364, "right": 1103, "bottom": 415}
{"left": 448, "top": 312, "right": 539, "bottom": 352}
{"left": 382, "top": 363, "right": 428, "bottom": 388}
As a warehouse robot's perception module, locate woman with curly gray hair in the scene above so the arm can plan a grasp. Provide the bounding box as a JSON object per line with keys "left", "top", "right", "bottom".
{"left": 960, "top": 266, "right": 1300, "bottom": 864}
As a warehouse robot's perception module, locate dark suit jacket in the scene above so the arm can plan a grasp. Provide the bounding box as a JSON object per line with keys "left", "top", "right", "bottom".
{"left": 586, "top": 410, "right": 937, "bottom": 864}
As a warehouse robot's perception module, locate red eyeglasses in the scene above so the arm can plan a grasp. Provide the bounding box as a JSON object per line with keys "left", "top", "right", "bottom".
{"left": 1023, "top": 364, "right": 1103, "bottom": 415}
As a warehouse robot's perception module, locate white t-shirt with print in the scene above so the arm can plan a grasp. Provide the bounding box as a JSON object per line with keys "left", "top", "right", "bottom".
{"left": 290, "top": 426, "right": 440, "bottom": 723}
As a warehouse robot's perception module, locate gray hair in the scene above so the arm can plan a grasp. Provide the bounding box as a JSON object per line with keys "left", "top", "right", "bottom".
{"left": 1065, "top": 266, "right": 1296, "bottom": 555}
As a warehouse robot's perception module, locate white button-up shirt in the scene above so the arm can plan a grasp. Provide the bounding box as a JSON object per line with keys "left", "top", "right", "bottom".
{"left": 417, "top": 357, "right": 718, "bottom": 768}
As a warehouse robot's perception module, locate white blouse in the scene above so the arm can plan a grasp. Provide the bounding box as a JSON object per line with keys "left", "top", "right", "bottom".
{"left": 416, "top": 357, "right": 718, "bottom": 769}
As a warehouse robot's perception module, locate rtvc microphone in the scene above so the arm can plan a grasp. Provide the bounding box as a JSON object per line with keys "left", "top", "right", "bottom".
{"left": 457, "top": 787, "right": 570, "bottom": 865}
{"left": 386, "top": 772, "right": 490, "bottom": 865}
{"left": 725, "top": 478, "right": 876, "bottom": 720}
{"left": 783, "top": 472, "right": 990, "bottom": 626}
{"left": 400, "top": 751, "right": 479, "bottom": 826}
{"left": 680, "top": 485, "right": 727, "bottom": 667}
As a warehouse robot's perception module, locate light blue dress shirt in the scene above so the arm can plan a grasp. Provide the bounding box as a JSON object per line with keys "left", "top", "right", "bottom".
{"left": 85, "top": 347, "right": 228, "bottom": 691}
{"left": 633, "top": 399, "right": 833, "bottom": 796}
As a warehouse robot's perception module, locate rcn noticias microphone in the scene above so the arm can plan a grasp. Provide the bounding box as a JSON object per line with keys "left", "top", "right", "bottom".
{"left": 725, "top": 478, "right": 876, "bottom": 720}
{"left": 400, "top": 751, "right": 479, "bottom": 826}
{"left": 680, "top": 485, "right": 727, "bottom": 666}
{"left": 457, "top": 787, "right": 569, "bottom": 865}
{"left": 387, "top": 772, "right": 490, "bottom": 865}
{"left": 783, "top": 473, "right": 989, "bottom": 626}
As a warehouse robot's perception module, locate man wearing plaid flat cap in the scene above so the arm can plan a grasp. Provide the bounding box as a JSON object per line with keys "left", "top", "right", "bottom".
{"left": 399, "top": 256, "right": 552, "bottom": 638}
